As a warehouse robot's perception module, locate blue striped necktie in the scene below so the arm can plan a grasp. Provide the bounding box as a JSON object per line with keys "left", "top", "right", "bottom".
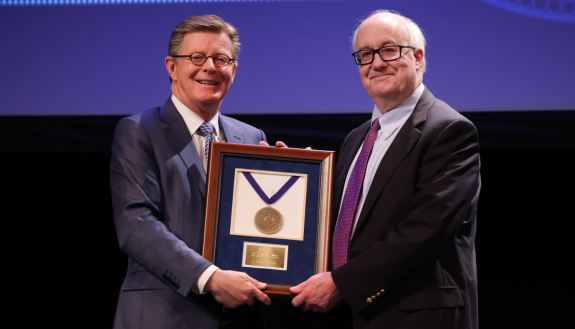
{"left": 197, "top": 122, "right": 216, "bottom": 163}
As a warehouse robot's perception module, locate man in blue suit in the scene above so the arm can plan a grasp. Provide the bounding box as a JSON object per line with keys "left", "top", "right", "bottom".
{"left": 110, "top": 15, "right": 271, "bottom": 329}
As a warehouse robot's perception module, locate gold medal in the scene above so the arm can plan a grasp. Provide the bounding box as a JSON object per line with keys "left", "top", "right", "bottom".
{"left": 254, "top": 206, "right": 283, "bottom": 234}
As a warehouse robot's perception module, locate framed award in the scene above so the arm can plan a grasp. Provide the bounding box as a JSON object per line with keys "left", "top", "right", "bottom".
{"left": 202, "top": 142, "right": 334, "bottom": 296}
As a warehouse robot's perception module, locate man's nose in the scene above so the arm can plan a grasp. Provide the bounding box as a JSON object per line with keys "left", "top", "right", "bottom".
{"left": 202, "top": 57, "right": 217, "bottom": 71}
{"left": 372, "top": 52, "right": 388, "bottom": 69}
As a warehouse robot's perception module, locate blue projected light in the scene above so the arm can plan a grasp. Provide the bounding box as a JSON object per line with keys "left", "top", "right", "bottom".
{"left": 4, "top": 0, "right": 572, "bottom": 23}
{"left": 1, "top": 0, "right": 341, "bottom": 4}
{"left": 480, "top": 0, "right": 575, "bottom": 23}
{"left": 0, "top": 0, "right": 574, "bottom": 114}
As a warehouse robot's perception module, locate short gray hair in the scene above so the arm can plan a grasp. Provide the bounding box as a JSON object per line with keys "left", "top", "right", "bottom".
{"left": 351, "top": 10, "right": 427, "bottom": 74}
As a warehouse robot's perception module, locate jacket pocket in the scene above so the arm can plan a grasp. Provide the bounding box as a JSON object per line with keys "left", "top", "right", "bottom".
{"left": 399, "top": 286, "right": 464, "bottom": 311}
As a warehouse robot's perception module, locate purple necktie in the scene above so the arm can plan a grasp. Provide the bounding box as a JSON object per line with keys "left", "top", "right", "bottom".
{"left": 332, "top": 119, "right": 381, "bottom": 270}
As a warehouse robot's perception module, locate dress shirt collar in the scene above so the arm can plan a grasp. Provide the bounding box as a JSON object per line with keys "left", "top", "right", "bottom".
{"left": 371, "top": 83, "right": 425, "bottom": 139}
{"left": 171, "top": 94, "right": 221, "bottom": 138}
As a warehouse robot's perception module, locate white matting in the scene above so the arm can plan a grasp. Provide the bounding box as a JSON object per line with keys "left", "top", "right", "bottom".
{"left": 230, "top": 169, "right": 307, "bottom": 240}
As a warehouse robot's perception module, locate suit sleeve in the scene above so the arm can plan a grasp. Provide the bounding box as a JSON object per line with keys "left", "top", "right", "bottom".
{"left": 332, "top": 118, "right": 481, "bottom": 312}
{"left": 260, "top": 129, "right": 268, "bottom": 144}
{"left": 110, "top": 116, "right": 212, "bottom": 297}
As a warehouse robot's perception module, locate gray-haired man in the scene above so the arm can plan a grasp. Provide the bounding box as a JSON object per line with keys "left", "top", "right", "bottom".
{"left": 291, "top": 10, "right": 480, "bottom": 329}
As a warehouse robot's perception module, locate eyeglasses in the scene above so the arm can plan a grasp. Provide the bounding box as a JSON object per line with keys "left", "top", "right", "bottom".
{"left": 172, "top": 52, "right": 235, "bottom": 68}
{"left": 352, "top": 45, "right": 415, "bottom": 65}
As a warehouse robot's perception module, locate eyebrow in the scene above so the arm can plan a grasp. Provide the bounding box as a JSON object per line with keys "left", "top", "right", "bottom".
{"left": 356, "top": 41, "right": 396, "bottom": 51}
{"left": 188, "top": 49, "right": 232, "bottom": 55}
{"left": 380, "top": 40, "right": 397, "bottom": 47}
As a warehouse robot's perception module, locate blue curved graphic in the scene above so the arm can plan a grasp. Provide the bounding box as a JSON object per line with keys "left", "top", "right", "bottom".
{"left": 480, "top": 0, "right": 575, "bottom": 23}
{"left": 0, "top": 0, "right": 346, "bottom": 6}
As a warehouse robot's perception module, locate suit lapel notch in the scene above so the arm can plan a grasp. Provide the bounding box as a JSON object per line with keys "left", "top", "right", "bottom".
{"left": 162, "top": 99, "right": 207, "bottom": 195}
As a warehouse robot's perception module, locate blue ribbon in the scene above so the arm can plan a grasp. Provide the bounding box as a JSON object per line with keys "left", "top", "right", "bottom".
{"left": 242, "top": 172, "right": 300, "bottom": 205}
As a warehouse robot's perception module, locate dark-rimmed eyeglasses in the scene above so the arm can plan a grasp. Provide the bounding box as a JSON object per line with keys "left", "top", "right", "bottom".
{"left": 352, "top": 45, "right": 415, "bottom": 65}
{"left": 172, "top": 52, "right": 235, "bottom": 68}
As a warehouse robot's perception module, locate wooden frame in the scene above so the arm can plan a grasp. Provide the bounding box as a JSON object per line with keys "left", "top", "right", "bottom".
{"left": 202, "top": 142, "right": 334, "bottom": 296}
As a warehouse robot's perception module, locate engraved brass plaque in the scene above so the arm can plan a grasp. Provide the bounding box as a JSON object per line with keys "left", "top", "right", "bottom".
{"left": 242, "top": 243, "right": 288, "bottom": 270}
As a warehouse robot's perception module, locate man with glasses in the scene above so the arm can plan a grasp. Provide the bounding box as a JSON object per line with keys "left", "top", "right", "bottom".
{"left": 110, "top": 15, "right": 271, "bottom": 329}
{"left": 290, "top": 10, "right": 480, "bottom": 329}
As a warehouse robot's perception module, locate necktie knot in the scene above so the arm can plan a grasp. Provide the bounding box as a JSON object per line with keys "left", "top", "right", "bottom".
{"left": 198, "top": 122, "right": 216, "bottom": 170}
{"left": 198, "top": 122, "right": 215, "bottom": 137}
{"left": 371, "top": 118, "right": 381, "bottom": 132}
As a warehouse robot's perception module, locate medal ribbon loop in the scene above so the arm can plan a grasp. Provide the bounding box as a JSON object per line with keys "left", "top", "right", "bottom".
{"left": 242, "top": 172, "right": 300, "bottom": 204}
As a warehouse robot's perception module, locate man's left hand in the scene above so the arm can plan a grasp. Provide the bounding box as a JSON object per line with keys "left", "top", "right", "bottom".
{"left": 259, "top": 141, "right": 312, "bottom": 149}
{"left": 290, "top": 272, "right": 342, "bottom": 312}
{"left": 259, "top": 141, "right": 287, "bottom": 147}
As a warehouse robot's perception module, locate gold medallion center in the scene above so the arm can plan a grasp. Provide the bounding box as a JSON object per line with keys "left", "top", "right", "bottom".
{"left": 254, "top": 207, "right": 283, "bottom": 234}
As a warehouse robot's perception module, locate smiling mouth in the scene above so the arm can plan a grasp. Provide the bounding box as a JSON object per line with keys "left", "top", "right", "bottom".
{"left": 197, "top": 80, "right": 218, "bottom": 85}
{"left": 372, "top": 74, "right": 393, "bottom": 79}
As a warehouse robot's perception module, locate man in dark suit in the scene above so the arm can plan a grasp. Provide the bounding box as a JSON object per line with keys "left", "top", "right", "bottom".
{"left": 110, "top": 15, "right": 271, "bottom": 329}
{"left": 290, "top": 10, "right": 480, "bottom": 329}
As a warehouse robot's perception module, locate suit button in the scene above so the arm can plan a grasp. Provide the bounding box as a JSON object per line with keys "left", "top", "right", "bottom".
{"left": 381, "top": 289, "right": 385, "bottom": 293}
{"left": 375, "top": 293, "right": 381, "bottom": 297}
{"left": 372, "top": 295, "right": 376, "bottom": 299}
{"left": 366, "top": 298, "right": 372, "bottom": 303}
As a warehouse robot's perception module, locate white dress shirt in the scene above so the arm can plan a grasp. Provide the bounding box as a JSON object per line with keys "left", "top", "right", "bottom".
{"left": 171, "top": 94, "right": 220, "bottom": 294}
{"left": 339, "top": 83, "right": 425, "bottom": 237}
{"left": 172, "top": 95, "right": 223, "bottom": 173}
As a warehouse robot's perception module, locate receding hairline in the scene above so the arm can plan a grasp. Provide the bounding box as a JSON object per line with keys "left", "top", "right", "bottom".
{"left": 353, "top": 11, "right": 410, "bottom": 51}
{"left": 351, "top": 10, "right": 427, "bottom": 74}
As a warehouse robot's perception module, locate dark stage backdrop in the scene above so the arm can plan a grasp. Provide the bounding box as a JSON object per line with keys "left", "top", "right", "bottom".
{"left": 2, "top": 112, "right": 574, "bottom": 327}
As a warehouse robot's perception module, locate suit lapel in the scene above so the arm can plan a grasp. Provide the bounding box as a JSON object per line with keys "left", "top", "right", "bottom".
{"left": 219, "top": 114, "right": 245, "bottom": 144}
{"left": 160, "top": 98, "right": 207, "bottom": 196}
{"left": 353, "top": 88, "right": 435, "bottom": 235}
{"left": 332, "top": 120, "right": 371, "bottom": 229}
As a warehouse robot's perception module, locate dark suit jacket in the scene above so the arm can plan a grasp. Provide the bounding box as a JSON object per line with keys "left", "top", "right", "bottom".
{"left": 331, "top": 88, "right": 480, "bottom": 329}
{"left": 110, "top": 98, "right": 267, "bottom": 329}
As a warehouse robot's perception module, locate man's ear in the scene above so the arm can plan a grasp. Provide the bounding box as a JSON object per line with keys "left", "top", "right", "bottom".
{"left": 165, "top": 56, "right": 177, "bottom": 82}
{"left": 414, "top": 48, "right": 424, "bottom": 72}
{"left": 231, "top": 61, "right": 238, "bottom": 83}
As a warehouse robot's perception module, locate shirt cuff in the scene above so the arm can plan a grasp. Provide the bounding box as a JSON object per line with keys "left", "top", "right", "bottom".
{"left": 191, "top": 265, "right": 219, "bottom": 295}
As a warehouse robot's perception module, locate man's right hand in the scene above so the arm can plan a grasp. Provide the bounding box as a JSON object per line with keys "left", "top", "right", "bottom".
{"left": 204, "top": 269, "right": 271, "bottom": 308}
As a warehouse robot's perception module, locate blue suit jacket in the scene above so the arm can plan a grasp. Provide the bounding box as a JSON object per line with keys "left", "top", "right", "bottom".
{"left": 110, "top": 98, "right": 267, "bottom": 329}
